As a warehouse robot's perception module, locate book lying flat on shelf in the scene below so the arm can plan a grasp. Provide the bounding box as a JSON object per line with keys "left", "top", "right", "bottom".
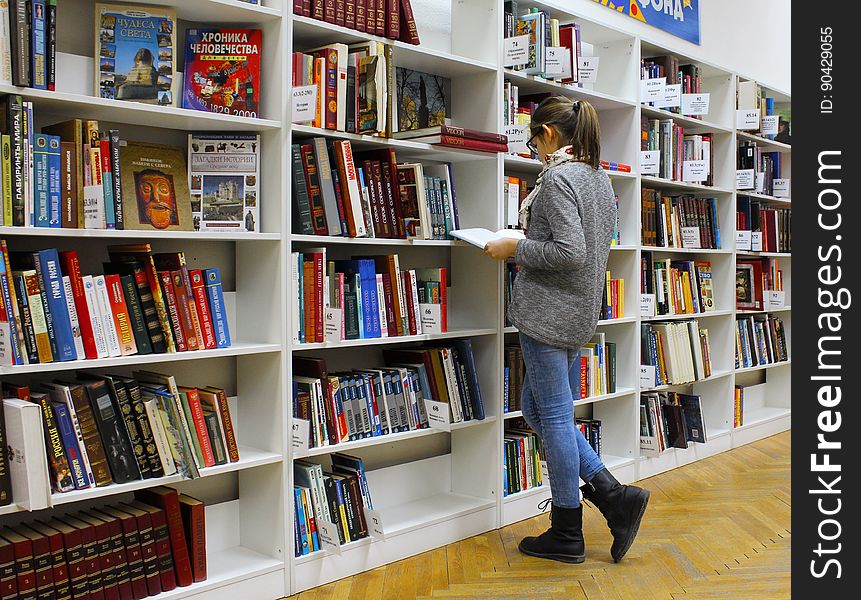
{"left": 450, "top": 228, "right": 524, "bottom": 249}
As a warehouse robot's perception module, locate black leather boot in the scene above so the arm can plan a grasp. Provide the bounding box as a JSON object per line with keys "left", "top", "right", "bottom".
{"left": 518, "top": 504, "right": 586, "bottom": 563}
{"left": 581, "top": 468, "right": 650, "bottom": 562}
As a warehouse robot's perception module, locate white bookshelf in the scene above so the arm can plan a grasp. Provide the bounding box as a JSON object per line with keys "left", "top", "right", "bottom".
{"left": 0, "top": 1, "right": 790, "bottom": 597}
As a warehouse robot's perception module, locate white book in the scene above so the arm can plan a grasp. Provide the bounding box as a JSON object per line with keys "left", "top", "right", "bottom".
{"left": 144, "top": 398, "right": 178, "bottom": 476}
{"left": 390, "top": 253, "right": 407, "bottom": 335}
{"left": 82, "top": 275, "right": 109, "bottom": 358}
{"left": 440, "top": 348, "right": 463, "bottom": 423}
{"left": 0, "top": 2, "right": 11, "bottom": 85}
{"left": 375, "top": 274, "right": 388, "bottom": 337}
{"left": 3, "top": 398, "right": 52, "bottom": 510}
{"left": 407, "top": 270, "right": 422, "bottom": 336}
{"left": 42, "top": 383, "right": 95, "bottom": 488}
{"left": 93, "top": 275, "right": 122, "bottom": 357}
{"left": 451, "top": 227, "right": 525, "bottom": 249}
{"left": 62, "top": 276, "right": 86, "bottom": 359}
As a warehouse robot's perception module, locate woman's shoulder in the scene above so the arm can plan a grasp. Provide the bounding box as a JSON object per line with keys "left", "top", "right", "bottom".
{"left": 548, "top": 162, "right": 610, "bottom": 190}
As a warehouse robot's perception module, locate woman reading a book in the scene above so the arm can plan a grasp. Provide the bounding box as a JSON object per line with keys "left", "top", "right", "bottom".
{"left": 485, "top": 97, "right": 649, "bottom": 564}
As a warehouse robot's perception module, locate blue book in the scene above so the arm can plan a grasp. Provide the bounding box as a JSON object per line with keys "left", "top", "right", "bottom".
{"left": 357, "top": 259, "right": 380, "bottom": 338}
{"left": 504, "top": 367, "right": 510, "bottom": 412}
{"left": 33, "top": 134, "right": 52, "bottom": 227}
{"left": 37, "top": 248, "right": 77, "bottom": 361}
{"left": 203, "top": 268, "right": 231, "bottom": 348}
{"left": 353, "top": 273, "right": 364, "bottom": 338}
{"left": 302, "top": 487, "right": 319, "bottom": 551}
{"left": 101, "top": 144, "right": 116, "bottom": 229}
{"left": 452, "top": 339, "right": 485, "bottom": 420}
{"left": 352, "top": 375, "right": 371, "bottom": 438}
{"left": 334, "top": 261, "right": 372, "bottom": 338}
{"left": 46, "top": 135, "right": 62, "bottom": 227}
{"left": 31, "top": 0, "right": 47, "bottom": 90}
{"left": 0, "top": 254, "right": 24, "bottom": 365}
{"left": 362, "top": 375, "right": 382, "bottom": 436}
{"left": 294, "top": 487, "right": 310, "bottom": 555}
{"left": 52, "top": 402, "right": 89, "bottom": 490}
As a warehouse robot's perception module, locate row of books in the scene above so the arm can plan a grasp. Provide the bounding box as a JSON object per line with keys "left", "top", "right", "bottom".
{"left": 733, "top": 385, "right": 745, "bottom": 427}
{"left": 737, "top": 198, "right": 792, "bottom": 253}
{"left": 0, "top": 244, "right": 231, "bottom": 367}
{"left": 641, "top": 320, "right": 713, "bottom": 387}
{"left": 292, "top": 139, "right": 459, "bottom": 240}
{"left": 291, "top": 0, "right": 420, "bottom": 45}
{"left": 503, "top": 424, "right": 544, "bottom": 496}
{"left": 292, "top": 341, "right": 484, "bottom": 448}
{"left": 641, "top": 119, "right": 715, "bottom": 185}
{"left": 641, "top": 254, "right": 716, "bottom": 316}
{"left": 0, "top": 0, "right": 57, "bottom": 90}
{"left": 737, "top": 143, "right": 786, "bottom": 197}
{"left": 503, "top": 4, "right": 586, "bottom": 86}
{"left": 293, "top": 453, "right": 373, "bottom": 555}
{"left": 735, "top": 315, "right": 788, "bottom": 369}
{"left": 736, "top": 258, "right": 783, "bottom": 311}
{"left": 640, "top": 190, "right": 721, "bottom": 249}
{"left": 639, "top": 392, "right": 707, "bottom": 456}
{"left": 737, "top": 80, "right": 791, "bottom": 144}
{"left": 0, "top": 486, "right": 206, "bottom": 598}
{"left": 601, "top": 272, "right": 625, "bottom": 320}
{"left": 640, "top": 56, "right": 704, "bottom": 118}
{"left": 293, "top": 250, "right": 447, "bottom": 344}
{"left": 0, "top": 98, "right": 261, "bottom": 231}
{"left": 0, "top": 372, "right": 238, "bottom": 508}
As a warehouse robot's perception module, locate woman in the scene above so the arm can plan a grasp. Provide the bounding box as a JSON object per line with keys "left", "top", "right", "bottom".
{"left": 485, "top": 96, "right": 649, "bottom": 564}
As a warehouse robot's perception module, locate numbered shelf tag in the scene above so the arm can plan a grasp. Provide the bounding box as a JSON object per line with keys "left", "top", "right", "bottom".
{"left": 736, "top": 169, "right": 755, "bottom": 190}
{"left": 504, "top": 35, "right": 530, "bottom": 67}
{"left": 366, "top": 509, "right": 386, "bottom": 540}
{"left": 540, "top": 460, "right": 550, "bottom": 483}
{"left": 316, "top": 519, "right": 342, "bottom": 555}
{"left": 736, "top": 108, "right": 761, "bottom": 130}
{"left": 640, "top": 294, "right": 656, "bottom": 318}
{"left": 544, "top": 47, "right": 569, "bottom": 77}
{"left": 681, "top": 93, "right": 710, "bottom": 116}
{"left": 324, "top": 308, "right": 342, "bottom": 343}
{"left": 292, "top": 418, "right": 310, "bottom": 453}
{"left": 640, "top": 150, "right": 660, "bottom": 175}
{"left": 419, "top": 303, "right": 444, "bottom": 334}
{"left": 639, "top": 365, "right": 657, "bottom": 387}
{"left": 761, "top": 115, "right": 779, "bottom": 136}
{"left": 735, "top": 230, "right": 752, "bottom": 251}
{"left": 424, "top": 399, "right": 451, "bottom": 432}
{"left": 577, "top": 56, "right": 599, "bottom": 83}
{"left": 773, "top": 179, "right": 790, "bottom": 198}
{"left": 292, "top": 85, "right": 317, "bottom": 123}
{"left": 751, "top": 231, "right": 763, "bottom": 252}
{"left": 681, "top": 226, "right": 701, "bottom": 249}
{"left": 765, "top": 290, "right": 786, "bottom": 310}
{"left": 682, "top": 160, "right": 708, "bottom": 183}
{"left": 655, "top": 83, "right": 681, "bottom": 109}
{"left": 640, "top": 77, "right": 666, "bottom": 103}
{"left": 505, "top": 124, "right": 529, "bottom": 154}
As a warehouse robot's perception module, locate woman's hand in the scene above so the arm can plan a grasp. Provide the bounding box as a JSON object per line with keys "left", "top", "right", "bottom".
{"left": 484, "top": 238, "right": 519, "bottom": 260}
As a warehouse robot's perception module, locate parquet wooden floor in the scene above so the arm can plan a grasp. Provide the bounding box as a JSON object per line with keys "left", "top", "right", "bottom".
{"left": 287, "top": 432, "right": 791, "bottom": 600}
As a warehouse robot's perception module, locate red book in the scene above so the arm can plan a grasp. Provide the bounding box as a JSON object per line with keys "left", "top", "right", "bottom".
{"left": 335, "top": 0, "right": 346, "bottom": 26}
{"left": 303, "top": 0, "right": 312, "bottom": 16}
{"left": 133, "top": 488, "right": 193, "bottom": 588}
{"left": 293, "top": 1, "right": 303, "bottom": 14}
{"left": 158, "top": 271, "right": 186, "bottom": 352}
{"left": 105, "top": 274, "right": 137, "bottom": 356}
{"left": 312, "top": 0, "right": 324, "bottom": 20}
{"left": 559, "top": 24, "right": 578, "bottom": 84}
{"left": 433, "top": 135, "right": 508, "bottom": 152}
{"left": 151, "top": 253, "right": 203, "bottom": 350}
{"left": 375, "top": 0, "right": 385, "bottom": 35}
{"left": 312, "top": 252, "right": 324, "bottom": 342}
{"left": 0, "top": 534, "right": 18, "bottom": 600}
{"left": 169, "top": 270, "right": 200, "bottom": 351}
{"left": 76, "top": 513, "right": 119, "bottom": 600}
{"left": 345, "top": 0, "right": 356, "bottom": 28}
{"left": 387, "top": 0, "right": 399, "bottom": 38}
{"left": 116, "top": 504, "right": 162, "bottom": 596}
{"left": 399, "top": 0, "right": 420, "bottom": 44}
{"left": 59, "top": 250, "right": 99, "bottom": 359}
{"left": 29, "top": 522, "right": 72, "bottom": 600}
{"left": 300, "top": 144, "right": 330, "bottom": 236}
{"left": 96, "top": 507, "right": 148, "bottom": 600}
{"left": 203, "top": 386, "right": 240, "bottom": 462}
{"left": 356, "top": 0, "right": 367, "bottom": 31}
{"left": 58, "top": 515, "right": 105, "bottom": 600}
{"left": 365, "top": 0, "right": 376, "bottom": 33}
{"left": 311, "top": 48, "right": 338, "bottom": 130}
{"left": 42, "top": 519, "right": 87, "bottom": 600}
{"left": 303, "top": 261, "right": 315, "bottom": 343}
{"left": 354, "top": 148, "right": 404, "bottom": 237}
{"left": 179, "top": 387, "right": 216, "bottom": 468}
{"left": 324, "top": 0, "right": 336, "bottom": 23}
{"left": 129, "top": 504, "right": 176, "bottom": 593}
{"left": 402, "top": 271, "right": 416, "bottom": 335}
{"left": 0, "top": 527, "right": 36, "bottom": 600}
{"left": 370, "top": 161, "right": 391, "bottom": 237}
{"left": 189, "top": 270, "right": 217, "bottom": 349}
{"left": 14, "top": 525, "right": 55, "bottom": 600}
{"left": 395, "top": 125, "right": 509, "bottom": 144}
{"left": 380, "top": 272, "right": 397, "bottom": 336}
{"left": 89, "top": 512, "right": 132, "bottom": 600}
{"left": 178, "top": 495, "right": 206, "bottom": 583}
{"left": 580, "top": 356, "right": 588, "bottom": 399}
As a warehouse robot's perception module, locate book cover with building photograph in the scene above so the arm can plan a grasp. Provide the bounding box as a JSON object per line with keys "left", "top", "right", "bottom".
{"left": 188, "top": 134, "right": 260, "bottom": 232}
{"left": 94, "top": 3, "right": 177, "bottom": 106}
{"left": 395, "top": 67, "right": 450, "bottom": 132}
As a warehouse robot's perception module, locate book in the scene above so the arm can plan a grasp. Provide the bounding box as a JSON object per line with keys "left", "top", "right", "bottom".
{"left": 395, "top": 67, "right": 450, "bottom": 132}
{"left": 182, "top": 28, "right": 262, "bottom": 117}
{"left": 134, "top": 487, "right": 193, "bottom": 588}
{"left": 177, "top": 494, "right": 206, "bottom": 583}
{"left": 0, "top": 403, "right": 9, "bottom": 506}
{"left": 3, "top": 398, "right": 51, "bottom": 510}
{"left": 119, "top": 142, "right": 192, "bottom": 231}
{"left": 393, "top": 125, "right": 508, "bottom": 144}
{"left": 81, "top": 378, "right": 140, "bottom": 484}
{"left": 188, "top": 133, "right": 260, "bottom": 232}
{"left": 450, "top": 227, "right": 524, "bottom": 249}
{"left": 95, "top": 3, "right": 177, "bottom": 106}
{"left": 202, "top": 268, "right": 230, "bottom": 348}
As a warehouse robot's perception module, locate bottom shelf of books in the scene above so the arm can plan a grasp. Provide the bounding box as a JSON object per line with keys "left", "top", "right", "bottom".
{"left": 732, "top": 362, "right": 791, "bottom": 446}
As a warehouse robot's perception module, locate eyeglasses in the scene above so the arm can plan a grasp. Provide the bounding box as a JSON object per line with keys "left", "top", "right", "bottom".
{"left": 526, "top": 130, "right": 540, "bottom": 155}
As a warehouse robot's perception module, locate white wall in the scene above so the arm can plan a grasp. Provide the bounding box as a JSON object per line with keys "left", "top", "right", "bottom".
{"left": 410, "top": 0, "right": 791, "bottom": 93}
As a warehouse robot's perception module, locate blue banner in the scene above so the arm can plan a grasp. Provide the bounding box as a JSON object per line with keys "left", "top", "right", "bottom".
{"left": 593, "top": 0, "right": 701, "bottom": 45}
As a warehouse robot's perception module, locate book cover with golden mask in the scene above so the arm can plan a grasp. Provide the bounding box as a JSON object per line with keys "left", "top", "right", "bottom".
{"left": 119, "top": 141, "right": 192, "bottom": 231}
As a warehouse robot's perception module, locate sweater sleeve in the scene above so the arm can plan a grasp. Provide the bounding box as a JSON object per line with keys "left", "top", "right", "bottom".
{"left": 514, "top": 172, "right": 587, "bottom": 270}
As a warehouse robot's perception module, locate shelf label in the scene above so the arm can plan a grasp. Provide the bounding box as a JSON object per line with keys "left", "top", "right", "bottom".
{"left": 761, "top": 115, "right": 780, "bottom": 136}
{"left": 640, "top": 294, "right": 656, "bottom": 318}
{"left": 755, "top": 172, "right": 766, "bottom": 194}
{"left": 419, "top": 303, "right": 444, "bottom": 334}
{"left": 773, "top": 179, "right": 790, "bottom": 198}
{"left": 504, "top": 124, "right": 528, "bottom": 154}
{"left": 292, "top": 85, "right": 317, "bottom": 123}
{"left": 366, "top": 509, "right": 386, "bottom": 540}
{"left": 640, "top": 150, "right": 660, "bottom": 175}
{"left": 736, "top": 169, "right": 755, "bottom": 190}
{"left": 291, "top": 418, "right": 310, "bottom": 452}
{"left": 504, "top": 35, "right": 530, "bottom": 67}
{"left": 681, "top": 93, "right": 710, "bottom": 116}
{"left": 682, "top": 160, "right": 708, "bottom": 182}
{"left": 736, "top": 108, "right": 761, "bottom": 130}
{"left": 539, "top": 460, "right": 550, "bottom": 483}
{"left": 424, "top": 399, "right": 451, "bottom": 432}
{"left": 324, "top": 308, "right": 342, "bottom": 343}
{"left": 316, "top": 519, "right": 342, "bottom": 555}
{"left": 654, "top": 83, "right": 681, "bottom": 109}
{"left": 735, "top": 230, "right": 752, "bottom": 251}
{"left": 751, "top": 231, "right": 763, "bottom": 252}
{"left": 765, "top": 290, "right": 786, "bottom": 310}
{"left": 640, "top": 77, "right": 666, "bottom": 103}
{"left": 577, "top": 56, "right": 599, "bottom": 83}
{"left": 681, "top": 226, "right": 701, "bottom": 249}
{"left": 640, "top": 365, "right": 657, "bottom": 387}
{"left": 544, "top": 47, "right": 569, "bottom": 77}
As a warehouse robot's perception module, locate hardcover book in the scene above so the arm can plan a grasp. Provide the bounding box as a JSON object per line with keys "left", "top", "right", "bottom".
{"left": 182, "top": 28, "right": 262, "bottom": 117}
{"left": 94, "top": 3, "right": 177, "bottom": 106}
{"left": 188, "top": 133, "right": 260, "bottom": 232}
{"left": 395, "top": 67, "right": 450, "bottom": 132}
{"left": 119, "top": 142, "right": 192, "bottom": 231}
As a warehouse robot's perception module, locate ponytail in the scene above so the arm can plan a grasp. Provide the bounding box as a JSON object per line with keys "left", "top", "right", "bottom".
{"left": 530, "top": 96, "right": 601, "bottom": 169}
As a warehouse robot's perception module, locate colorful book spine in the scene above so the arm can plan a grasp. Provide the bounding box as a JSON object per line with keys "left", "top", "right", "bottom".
{"left": 189, "top": 270, "right": 216, "bottom": 350}
{"left": 52, "top": 402, "right": 89, "bottom": 490}
{"left": 203, "top": 268, "right": 230, "bottom": 348}
{"left": 37, "top": 248, "right": 77, "bottom": 361}
{"left": 30, "top": 0, "right": 47, "bottom": 89}
{"left": 100, "top": 139, "right": 116, "bottom": 229}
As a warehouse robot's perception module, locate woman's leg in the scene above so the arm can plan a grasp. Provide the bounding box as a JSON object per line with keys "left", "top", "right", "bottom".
{"left": 519, "top": 333, "right": 580, "bottom": 508}
{"left": 519, "top": 371, "right": 543, "bottom": 439}
{"left": 567, "top": 349, "right": 606, "bottom": 483}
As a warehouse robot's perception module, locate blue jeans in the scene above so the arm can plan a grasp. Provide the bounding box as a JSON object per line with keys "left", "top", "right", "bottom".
{"left": 519, "top": 332, "right": 605, "bottom": 508}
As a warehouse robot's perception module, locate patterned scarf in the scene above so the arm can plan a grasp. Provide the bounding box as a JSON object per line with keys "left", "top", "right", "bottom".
{"left": 518, "top": 145, "right": 577, "bottom": 230}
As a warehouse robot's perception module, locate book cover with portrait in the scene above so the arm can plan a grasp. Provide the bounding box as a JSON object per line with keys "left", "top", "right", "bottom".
{"left": 119, "top": 141, "right": 192, "bottom": 231}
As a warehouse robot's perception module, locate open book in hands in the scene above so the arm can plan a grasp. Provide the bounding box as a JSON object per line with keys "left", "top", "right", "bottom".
{"left": 450, "top": 228, "right": 525, "bottom": 249}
